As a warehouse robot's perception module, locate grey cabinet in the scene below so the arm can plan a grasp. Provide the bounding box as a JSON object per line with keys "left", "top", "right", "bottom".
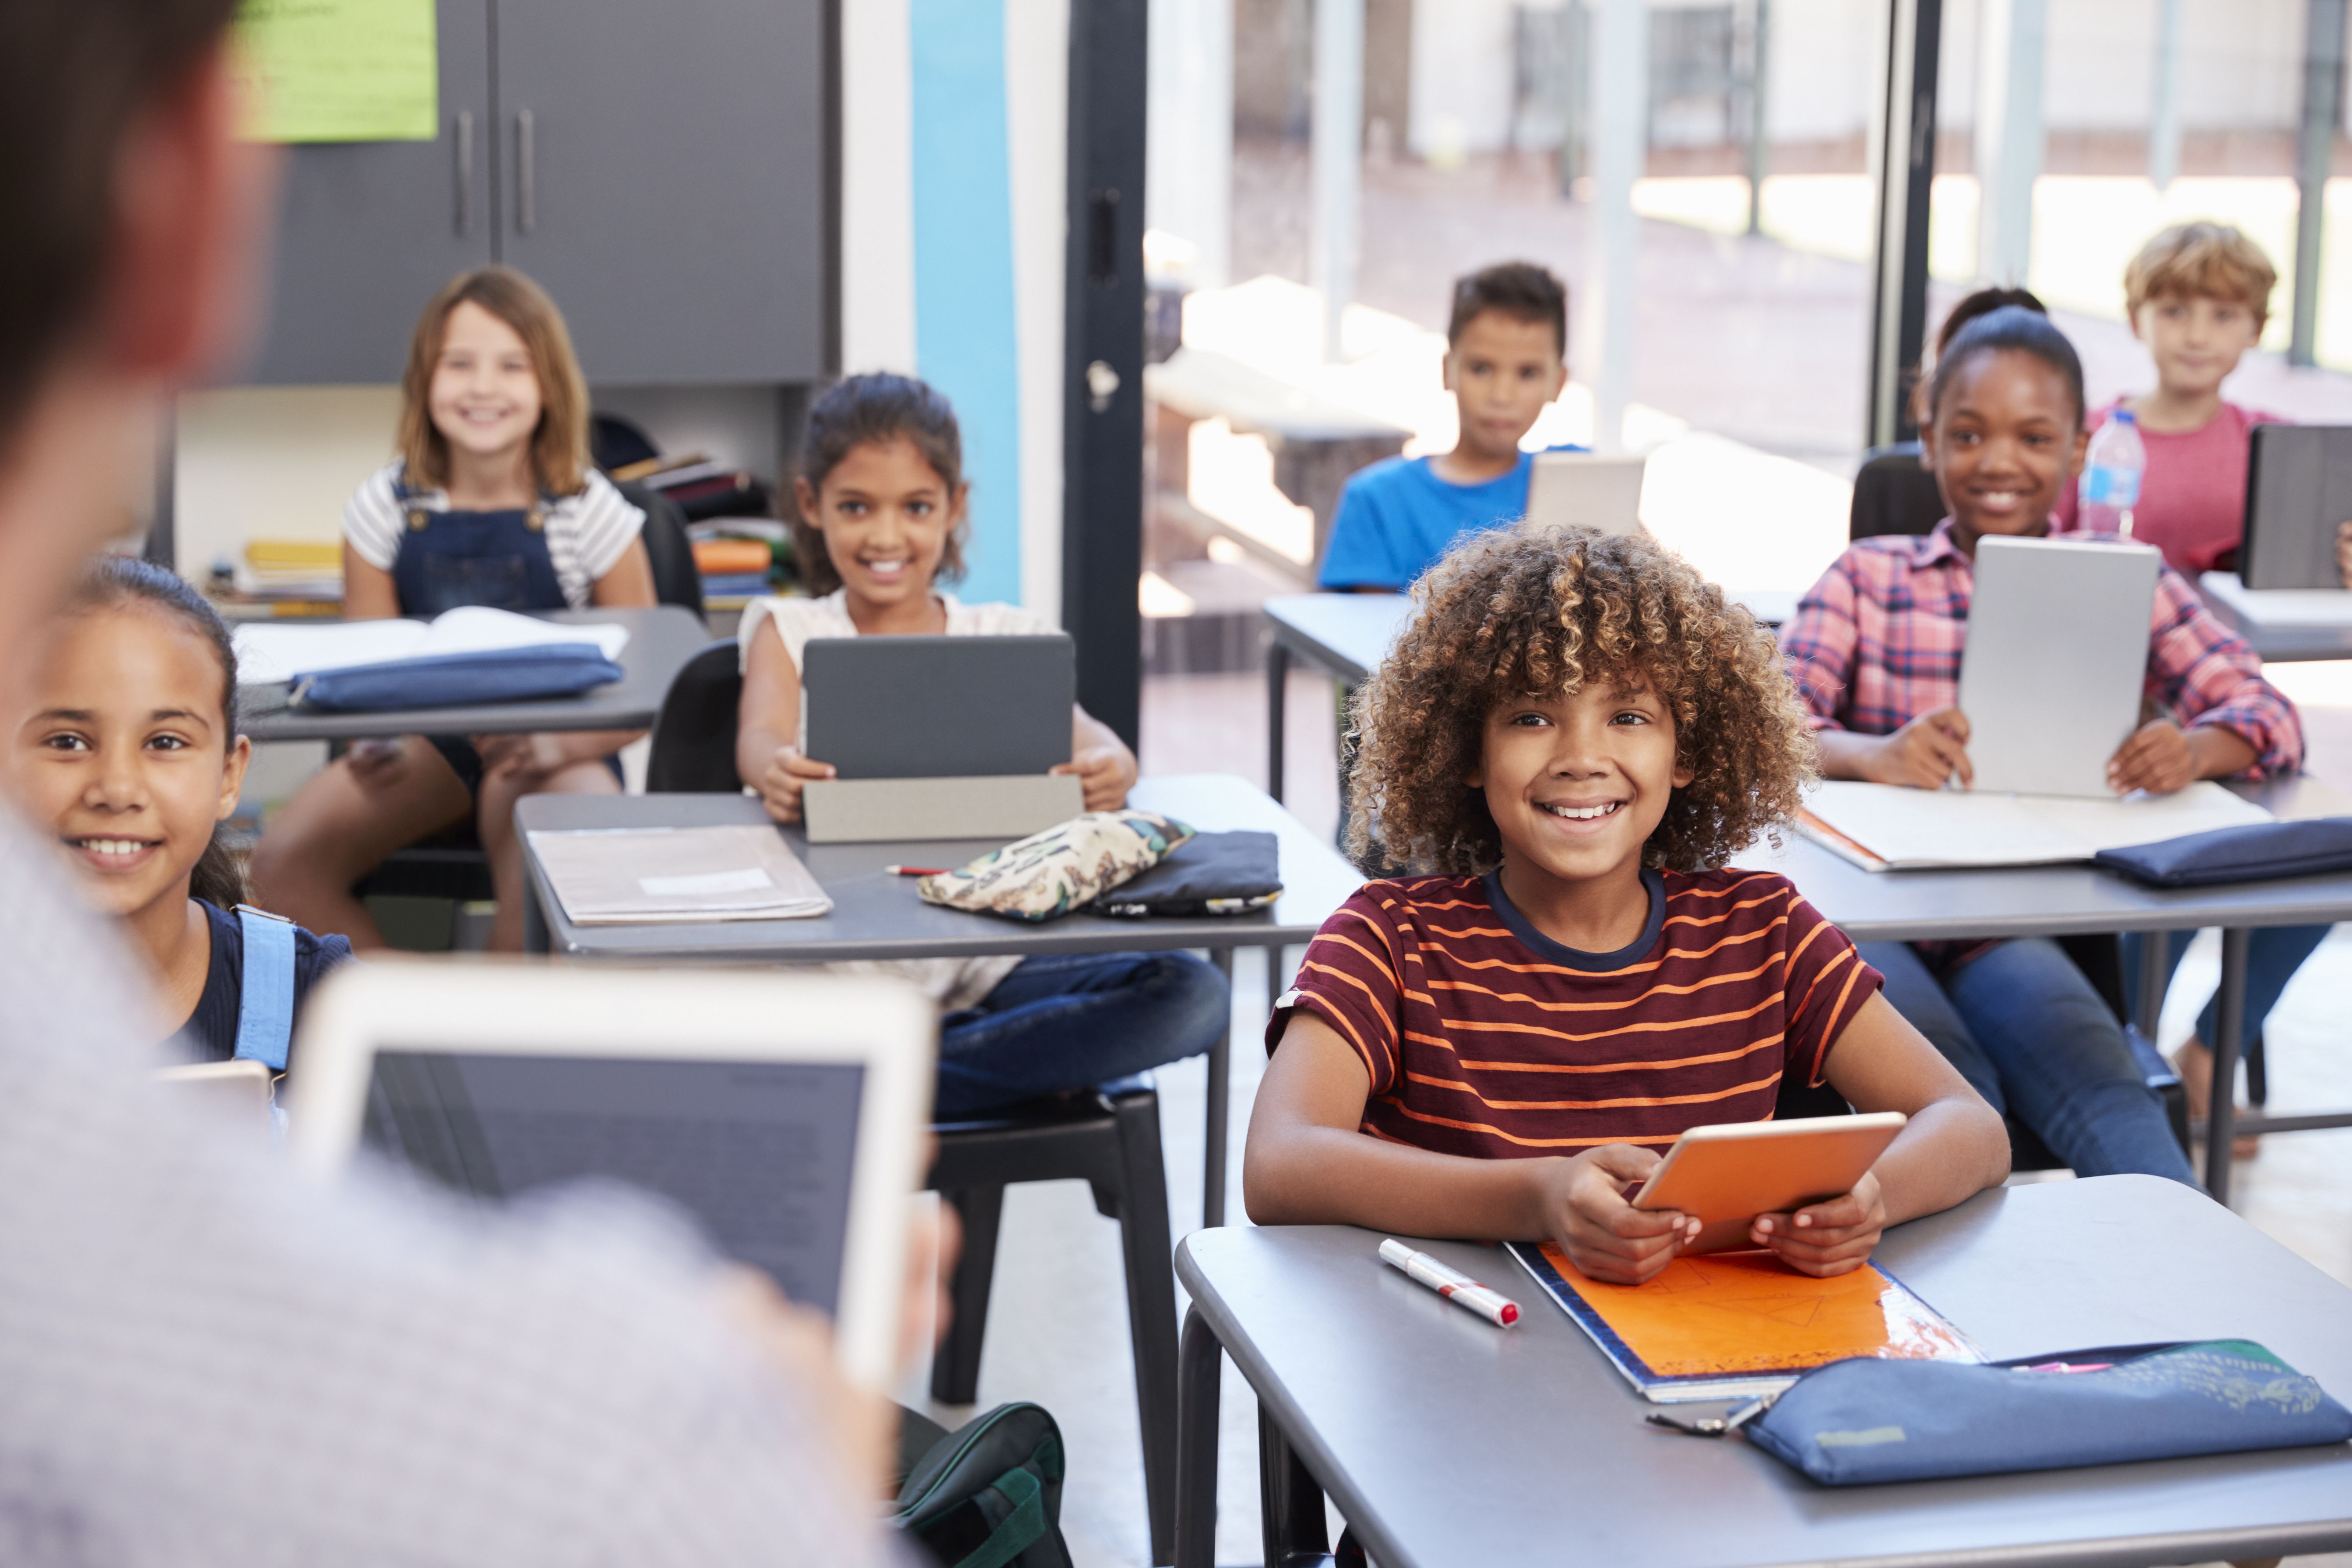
{"left": 242, "top": 0, "right": 493, "bottom": 385}
{"left": 498, "top": 0, "right": 827, "bottom": 384}
{"left": 239, "top": 0, "right": 828, "bottom": 388}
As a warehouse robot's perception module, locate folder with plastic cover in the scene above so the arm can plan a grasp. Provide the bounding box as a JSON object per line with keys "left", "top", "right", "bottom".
{"left": 528, "top": 825, "right": 832, "bottom": 924}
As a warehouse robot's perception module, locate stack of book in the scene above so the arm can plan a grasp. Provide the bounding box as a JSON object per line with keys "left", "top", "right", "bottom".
{"left": 221, "top": 538, "right": 343, "bottom": 613}
{"left": 611, "top": 452, "right": 774, "bottom": 521}
{"left": 687, "top": 517, "right": 789, "bottom": 601}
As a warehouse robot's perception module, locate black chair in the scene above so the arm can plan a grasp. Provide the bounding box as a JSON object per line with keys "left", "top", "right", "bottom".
{"left": 1850, "top": 442, "right": 1948, "bottom": 541}
{"left": 1777, "top": 936, "right": 2191, "bottom": 1171}
{"left": 646, "top": 640, "right": 745, "bottom": 792}
{"left": 931, "top": 1078, "right": 1181, "bottom": 1563}
{"left": 644, "top": 651, "right": 1187, "bottom": 1561}
{"left": 613, "top": 479, "right": 705, "bottom": 616}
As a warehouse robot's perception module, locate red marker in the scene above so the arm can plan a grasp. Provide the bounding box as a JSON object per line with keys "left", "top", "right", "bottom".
{"left": 884, "top": 865, "right": 949, "bottom": 877}
{"left": 1378, "top": 1238, "right": 1519, "bottom": 1328}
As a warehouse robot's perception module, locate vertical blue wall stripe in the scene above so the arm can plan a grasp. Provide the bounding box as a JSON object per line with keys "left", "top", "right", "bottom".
{"left": 909, "top": 0, "right": 1022, "bottom": 606}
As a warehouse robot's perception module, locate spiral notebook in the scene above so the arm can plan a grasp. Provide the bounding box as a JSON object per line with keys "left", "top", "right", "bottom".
{"left": 1507, "top": 1241, "right": 1982, "bottom": 1404}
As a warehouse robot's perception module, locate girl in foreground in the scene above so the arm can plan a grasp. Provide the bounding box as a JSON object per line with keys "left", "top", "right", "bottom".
{"left": 1245, "top": 527, "right": 2008, "bottom": 1283}
{"left": 14, "top": 557, "right": 349, "bottom": 1072}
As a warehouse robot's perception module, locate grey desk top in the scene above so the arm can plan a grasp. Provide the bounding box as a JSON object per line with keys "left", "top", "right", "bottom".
{"left": 1179, "top": 1177, "right": 2352, "bottom": 1568}
{"left": 1759, "top": 775, "right": 2352, "bottom": 940}
{"left": 2198, "top": 573, "right": 2352, "bottom": 663}
{"left": 240, "top": 605, "right": 712, "bottom": 743}
{"left": 517, "top": 772, "right": 1366, "bottom": 961}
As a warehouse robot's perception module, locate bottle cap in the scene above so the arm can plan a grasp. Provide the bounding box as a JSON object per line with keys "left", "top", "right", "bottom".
{"left": 2112, "top": 409, "right": 2136, "bottom": 424}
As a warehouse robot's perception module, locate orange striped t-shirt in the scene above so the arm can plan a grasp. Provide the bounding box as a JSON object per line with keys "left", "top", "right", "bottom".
{"left": 1271, "top": 867, "right": 1883, "bottom": 1158}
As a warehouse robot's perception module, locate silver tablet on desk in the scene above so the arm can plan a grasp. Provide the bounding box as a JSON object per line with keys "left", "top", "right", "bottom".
{"left": 2243, "top": 424, "right": 2352, "bottom": 590}
{"left": 1522, "top": 452, "right": 1648, "bottom": 535}
{"left": 1958, "top": 535, "right": 2160, "bottom": 797}
{"left": 290, "top": 961, "right": 936, "bottom": 1389}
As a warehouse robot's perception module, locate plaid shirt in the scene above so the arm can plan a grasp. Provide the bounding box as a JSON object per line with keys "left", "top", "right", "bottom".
{"left": 1779, "top": 520, "right": 2301, "bottom": 778}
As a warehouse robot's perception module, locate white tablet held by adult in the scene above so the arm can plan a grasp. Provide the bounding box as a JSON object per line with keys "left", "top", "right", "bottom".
{"left": 1523, "top": 451, "right": 1649, "bottom": 536}
{"left": 290, "top": 961, "right": 936, "bottom": 1389}
{"left": 1959, "top": 535, "right": 2160, "bottom": 797}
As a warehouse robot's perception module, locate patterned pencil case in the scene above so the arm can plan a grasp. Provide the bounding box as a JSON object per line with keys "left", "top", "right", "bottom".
{"left": 1689, "top": 1340, "right": 2352, "bottom": 1485}
{"left": 916, "top": 811, "right": 1194, "bottom": 922}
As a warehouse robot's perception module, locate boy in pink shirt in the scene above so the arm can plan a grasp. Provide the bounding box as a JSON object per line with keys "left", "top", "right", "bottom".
{"left": 2054, "top": 221, "right": 2327, "bottom": 1150}
{"left": 2054, "top": 222, "right": 2283, "bottom": 577}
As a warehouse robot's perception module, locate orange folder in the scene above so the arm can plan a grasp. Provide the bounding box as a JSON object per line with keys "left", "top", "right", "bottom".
{"left": 1519, "top": 1242, "right": 1980, "bottom": 1398}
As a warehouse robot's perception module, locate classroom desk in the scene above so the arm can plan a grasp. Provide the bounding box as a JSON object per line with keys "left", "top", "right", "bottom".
{"left": 238, "top": 605, "right": 710, "bottom": 744}
{"left": 2197, "top": 572, "right": 2352, "bottom": 662}
{"left": 1172, "top": 1176, "right": 2352, "bottom": 1568}
{"left": 513, "top": 773, "right": 1366, "bottom": 1228}
{"left": 1758, "top": 777, "right": 2352, "bottom": 1203}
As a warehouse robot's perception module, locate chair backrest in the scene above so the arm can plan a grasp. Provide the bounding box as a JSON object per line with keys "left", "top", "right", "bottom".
{"left": 1849, "top": 443, "right": 1948, "bottom": 541}
{"left": 647, "top": 640, "right": 746, "bottom": 793}
{"left": 613, "top": 479, "right": 705, "bottom": 615}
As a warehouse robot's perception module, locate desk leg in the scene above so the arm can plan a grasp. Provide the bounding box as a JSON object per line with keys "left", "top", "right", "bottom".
{"left": 2133, "top": 931, "right": 2171, "bottom": 1037}
{"left": 523, "top": 877, "right": 550, "bottom": 956}
{"left": 1267, "top": 641, "right": 1290, "bottom": 803}
{"left": 2204, "top": 928, "right": 2250, "bottom": 1203}
{"left": 1259, "top": 1405, "right": 1330, "bottom": 1566}
{"left": 1175, "top": 1306, "right": 1224, "bottom": 1568}
{"left": 1206, "top": 947, "right": 1233, "bottom": 1229}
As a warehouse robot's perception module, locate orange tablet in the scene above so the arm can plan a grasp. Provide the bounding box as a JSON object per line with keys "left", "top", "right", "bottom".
{"left": 1632, "top": 1113, "right": 1906, "bottom": 1253}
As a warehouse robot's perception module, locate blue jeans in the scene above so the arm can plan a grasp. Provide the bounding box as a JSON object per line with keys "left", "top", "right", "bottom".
{"left": 1861, "top": 939, "right": 2197, "bottom": 1184}
{"left": 2119, "top": 925, "right": 2332, "bottom": 1051}
{"left": 934, "top": 950, "right": 1232, "bottom": 1118}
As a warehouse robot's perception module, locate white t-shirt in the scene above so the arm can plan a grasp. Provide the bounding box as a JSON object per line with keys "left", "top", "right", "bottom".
{"left": 343, "top": 461, "right": 646, "bottom": 610}
{"left": 0, "top": 806, "right": 886, "bottom": 1564}
{"left": 738, "top": 588, "right": 1058, "bottom": 1010}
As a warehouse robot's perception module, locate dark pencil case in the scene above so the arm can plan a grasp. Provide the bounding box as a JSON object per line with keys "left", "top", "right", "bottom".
{"left": 1721, "top": 1340, "right": 2352, "bottom": 1485}
{"left": 2093, "top": 816, "right": 2352, "bottom": 888}
{"left": 1093, "top": 830, "right": 1283, "bottom": 917}
{"left": 288, "top": 644, "right": 624, "bottom": 711}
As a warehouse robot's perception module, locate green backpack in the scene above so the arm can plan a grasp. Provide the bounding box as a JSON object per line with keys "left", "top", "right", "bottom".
{"left": 893, "top": 1403, "right": 1074, "bottom": 1568}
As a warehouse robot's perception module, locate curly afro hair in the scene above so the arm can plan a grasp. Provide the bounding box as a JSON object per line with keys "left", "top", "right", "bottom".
{"left": 1345, "top": 524, "right": 1817, "bottom": 875}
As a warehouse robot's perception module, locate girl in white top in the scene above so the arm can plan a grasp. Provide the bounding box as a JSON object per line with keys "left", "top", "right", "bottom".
{"left": 250, "top": 268, "right": 657, "bottom": 954}
{"left": 735, "top": 375, "right": 1226, "bottom": 1118}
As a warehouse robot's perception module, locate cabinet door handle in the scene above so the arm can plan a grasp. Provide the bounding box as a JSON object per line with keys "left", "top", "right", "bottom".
{"left": 453, "top": 109, "right": 474, "bottom": 236}
{"left": 515, "top": 109, "right": 536, "bottom": 235}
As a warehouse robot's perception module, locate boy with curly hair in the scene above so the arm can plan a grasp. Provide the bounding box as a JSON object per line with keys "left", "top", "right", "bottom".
{"left": 1246, "top": 527, "right": 2009, "bottom": 1285}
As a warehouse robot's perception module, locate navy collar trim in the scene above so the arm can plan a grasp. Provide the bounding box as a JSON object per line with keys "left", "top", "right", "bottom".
{"left": 1479, "top": 867, "right": 1667, "bottom": 973}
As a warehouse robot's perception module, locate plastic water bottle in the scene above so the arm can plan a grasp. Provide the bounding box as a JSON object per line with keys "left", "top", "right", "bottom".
{"left": 2079, "top": 409, "right": 2146, "bottom": 536}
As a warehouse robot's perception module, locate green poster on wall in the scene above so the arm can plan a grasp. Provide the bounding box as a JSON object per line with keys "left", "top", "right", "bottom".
{"left": 233, "top": 0, "right": 438, "bottom": 143}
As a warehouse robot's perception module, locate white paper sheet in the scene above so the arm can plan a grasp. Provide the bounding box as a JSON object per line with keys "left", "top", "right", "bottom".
{"left": 234, "top": 606, "right": 631, "bottom": 685}
{"left": 1801, "top": 779, "right": 2273, "bottom": 871}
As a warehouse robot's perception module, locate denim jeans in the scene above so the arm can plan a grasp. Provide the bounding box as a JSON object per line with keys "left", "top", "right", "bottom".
{"left": 934, "top": 950, "right": 1232, "bottom": 1118}
{"left": 2119, "top": 925, "right": 2332, "bottom": 1050}
{"left": 1861, "top": 938, "right": 2197, "bottom": 1184}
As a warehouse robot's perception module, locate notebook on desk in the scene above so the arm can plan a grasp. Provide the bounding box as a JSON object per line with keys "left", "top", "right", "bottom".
{"left": 1798, "top": 779, "right": 2274, "bottom": 871}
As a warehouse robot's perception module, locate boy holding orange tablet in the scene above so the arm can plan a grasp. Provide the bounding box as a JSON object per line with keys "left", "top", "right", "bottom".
{"left": 1243, "top": 527, "right": 2010, "bottom": 1285}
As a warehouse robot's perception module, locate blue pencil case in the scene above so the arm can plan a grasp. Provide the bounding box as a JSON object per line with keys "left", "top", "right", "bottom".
{"left": 2094, "top": 817, "right": 2352, "bottom": 888}
{"left": 1712, "top": 1340, "right": 2351, "bottom": 1485}
{"left": 289, "top": 644, "right": 624, "bottom": 712}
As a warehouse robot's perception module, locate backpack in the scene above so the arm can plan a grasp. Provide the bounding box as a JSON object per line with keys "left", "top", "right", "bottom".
{"left": 893, "top": 1403, "right": 1073, "bottom": 1568}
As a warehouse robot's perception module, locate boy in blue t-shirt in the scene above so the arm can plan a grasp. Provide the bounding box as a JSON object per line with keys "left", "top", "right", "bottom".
{"left": 1318, "top": 261, "right": 1580, "bottom": 591}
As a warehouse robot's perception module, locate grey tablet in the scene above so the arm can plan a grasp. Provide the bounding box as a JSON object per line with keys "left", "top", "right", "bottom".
{"left": 2243, "top": 424, "right": 2352, "bottom": 589}
{"left": 1958, "top": 535, "right": 2160, "bottom": 797}
{"left": 803, "top": 633, "right": 1074, "bottom": 779}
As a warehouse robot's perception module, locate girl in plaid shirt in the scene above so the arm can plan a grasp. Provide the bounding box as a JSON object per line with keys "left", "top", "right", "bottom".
{"left": 1780, "top": 306, "right": 2302, "bottom": 1183}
